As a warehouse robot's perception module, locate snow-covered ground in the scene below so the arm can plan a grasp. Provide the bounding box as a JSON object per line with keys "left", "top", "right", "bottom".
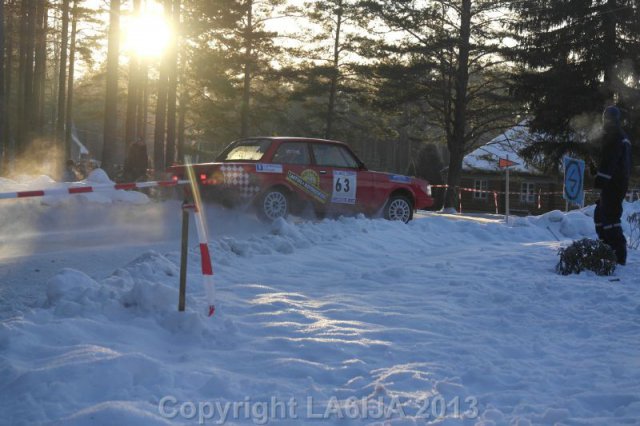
{"left": 1, "top": 173, "right": 639, "bottom": 426}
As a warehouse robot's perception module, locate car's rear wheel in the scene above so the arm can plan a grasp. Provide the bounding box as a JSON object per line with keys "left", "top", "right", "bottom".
{"left": 258, "top": 188, "right": 289, "bottom": 221}
{"left": 384, "top": 195, "right": 413, "bottom": 223}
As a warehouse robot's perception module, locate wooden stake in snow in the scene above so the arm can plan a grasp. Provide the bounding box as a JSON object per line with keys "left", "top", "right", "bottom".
{"left": 178, "top": 201, "right": 190, "bottom": 312}
{"left": 498, "top": 156, "right": 518, "bottom": 224}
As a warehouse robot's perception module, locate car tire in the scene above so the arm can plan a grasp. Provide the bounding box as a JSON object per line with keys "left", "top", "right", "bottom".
{"left": 257, "top": 188, "right": 290, "bottom": 222}
{"left": 384, "top": 195, "right": 413, "bottom": 223}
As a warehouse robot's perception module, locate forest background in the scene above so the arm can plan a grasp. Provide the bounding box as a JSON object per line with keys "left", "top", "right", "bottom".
{"left": 0, "top": 0, "right": 638, "bottom": 209}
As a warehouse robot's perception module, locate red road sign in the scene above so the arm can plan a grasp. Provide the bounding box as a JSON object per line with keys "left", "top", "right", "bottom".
{"left": 498, "top": 158, "right": 518, "bottom": 168}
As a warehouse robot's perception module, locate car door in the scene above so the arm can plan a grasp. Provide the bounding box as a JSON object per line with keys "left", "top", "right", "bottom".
{"left": 270, "top": 141, "right": 328, "bottom": 206}
{"left": 309, "top": 143, "right": 376, "bottom": 215}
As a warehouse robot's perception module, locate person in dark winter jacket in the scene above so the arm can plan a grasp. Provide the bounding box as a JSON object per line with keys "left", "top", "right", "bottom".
{"left": 593, "top": 105, "right": 632, "bottom": 265}
{"left": 123, "top": 137, "right": 149, "bottom": 182}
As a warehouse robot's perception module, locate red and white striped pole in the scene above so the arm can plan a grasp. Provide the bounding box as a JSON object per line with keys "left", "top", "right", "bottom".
{"left": 185, "top": 160, "right": 216, "bottom": 317}
{"left": 191, "top": 203, "right": 216, "bottom": 317}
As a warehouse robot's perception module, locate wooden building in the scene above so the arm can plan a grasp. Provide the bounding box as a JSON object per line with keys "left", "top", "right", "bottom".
{"left": 458, "top": 123, "right": 563, "bottom": 215}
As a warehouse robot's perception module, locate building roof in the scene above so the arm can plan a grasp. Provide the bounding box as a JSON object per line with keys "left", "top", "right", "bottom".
{"left": 463, "top": 122, "right": 543, "bottom": 175}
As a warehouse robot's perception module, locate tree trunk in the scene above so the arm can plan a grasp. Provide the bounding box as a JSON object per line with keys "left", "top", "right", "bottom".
{"left": 177, "top": 89, "right": 187, "bottom": 163}
{"left": 65, "top": 0, "right": 78, "bottom": 160}
{"left": 154, "top": 42, "right": 169, "bottom": 173}
{"left": 176, "top": 0, "right": 187, "bottom": 163}
{"left": 23, "top": 0, "right": 35, "bottom": 133}
{"left": 165, "top": 0, "right": 179, "bottom": 167}
{"left": 16, "top": 0, "right": 30, "bottom": 153}
{"left": 102, "top": 0, "right": 120, "bottom": 174}
{"left": 153, "top": 70, "right": 168, "bottom": 173}
{"left": 3, "top": 0, "right": 13, "bottom": 171}
{"left": 136, "top": 59, "right": 147, "bottom": 140}
{"left": 240, "top": 0, "right": 253, "bottom": 138}
{"left": 602, "top": 0, "right": 618, "bottom": 100}
{"left": 57, "top": 0, "right": 70, "bottom": 150}
{"left": 443, "top": 0, "right": 471, "bottom": 210}
{"left": 0, "top": 0, "right": 5, "bottom": 171}
{"left": 125, "top": 56, "right": 139, "bottom": 145}
{"left": 325, "top": 0, "right": 343, "bottom": 140}
{"left": 125, "top": 0, "right": 141, "bottom": 146}
{"left": 32, "top": 0, "right": 47, "bottom": 132}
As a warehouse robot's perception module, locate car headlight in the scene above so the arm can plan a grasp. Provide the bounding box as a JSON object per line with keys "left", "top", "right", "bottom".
{"left": 416, "top": 180, "right": 431, "bottom": 197}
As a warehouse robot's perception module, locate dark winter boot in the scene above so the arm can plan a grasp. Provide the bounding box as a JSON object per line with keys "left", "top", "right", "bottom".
{"left": 616, "top": 244, "right": 627, "bottom": 265}
{"left": 606, "top": 225, "right": 627, "bottom": 265}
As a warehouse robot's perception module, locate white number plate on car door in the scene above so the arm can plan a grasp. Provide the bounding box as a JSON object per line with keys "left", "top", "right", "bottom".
{"left": 332, "top": 170, "right": 357, "bottom": 204}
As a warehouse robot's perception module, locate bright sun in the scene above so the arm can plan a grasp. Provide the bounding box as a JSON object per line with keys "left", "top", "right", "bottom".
{"left": 123, "top": 2, "right": 172, "bottom": 58}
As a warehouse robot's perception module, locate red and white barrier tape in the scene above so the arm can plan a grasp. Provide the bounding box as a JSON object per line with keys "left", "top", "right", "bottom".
{"left": 0, "top": 179, "right": 189, "bottom": 200}
{"left": 430, "top": 184, "right": 619, "bottom": 197}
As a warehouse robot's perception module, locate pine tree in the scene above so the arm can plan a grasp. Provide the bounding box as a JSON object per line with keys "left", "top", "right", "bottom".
{"left": 32, "top": 0, "right": 46, "bottom": 132}
{"left": 165, "top": 0, "right": 180, "bottom": 166}
{"left": 64, "top": 0, "right": 78, "bottom": 160}
{"left": 125, "top": 0, "right": 142, "bottom": 148}
{"left": 101, "top": 0, "right": 120, "bottom": 174}
{"left": 361, "top": 0, "right": 519, "bottom": 209}
{"left": 509, "top": 0, "right": 640, "bottom": 171}
{"left": 184, "top": 0, "right": 285, "bottom": 147}
{"left": 296, "top": 0, "right": 365, "bottom": 140}
{"left": 57, "top": 0, "right": 70, "bottom": 150}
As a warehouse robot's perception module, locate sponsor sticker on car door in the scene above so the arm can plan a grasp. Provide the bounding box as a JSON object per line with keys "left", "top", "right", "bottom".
{"left": 286, "top": 169, "right": 329, "bottom": 203}
{"left": 331, "top": 170, "right": 357, "bottom": 204}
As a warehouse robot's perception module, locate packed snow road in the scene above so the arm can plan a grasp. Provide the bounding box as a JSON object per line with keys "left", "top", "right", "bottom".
{"left": 0, "top": 188, "right": 639, "bottom": 425}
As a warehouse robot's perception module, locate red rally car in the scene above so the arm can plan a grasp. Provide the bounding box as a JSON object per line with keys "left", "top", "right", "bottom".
{"left": 168, "top": 137, "right": 434, "bottom": 223}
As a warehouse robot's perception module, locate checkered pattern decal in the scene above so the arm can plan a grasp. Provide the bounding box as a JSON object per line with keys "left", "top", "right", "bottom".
{"left": 220, "top": 165, "right": 260, "bottom": 198}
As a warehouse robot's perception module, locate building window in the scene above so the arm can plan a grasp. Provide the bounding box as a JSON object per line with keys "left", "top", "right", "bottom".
{"left": 520, "top": 182, "right": 535, "bottom": 203}
{"left": 473, "top": 179, "right": 488, "bottom": 199}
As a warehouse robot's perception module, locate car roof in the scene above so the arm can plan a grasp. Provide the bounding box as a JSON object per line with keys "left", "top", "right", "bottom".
{"left": 236, "top": 136, "right": 348, "bottom": 146}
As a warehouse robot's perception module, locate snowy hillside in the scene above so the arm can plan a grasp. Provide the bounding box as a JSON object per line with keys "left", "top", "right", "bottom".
{"left": 0, "top": 174, "right": 639, "bottom": 425}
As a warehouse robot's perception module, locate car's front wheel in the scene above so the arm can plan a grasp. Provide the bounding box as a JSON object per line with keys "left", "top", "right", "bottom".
{"left": 257, "top": 188, "right": 289, "bottom": 221}
{"left": 384, "top": 195, "right": 413, "bottom": 223}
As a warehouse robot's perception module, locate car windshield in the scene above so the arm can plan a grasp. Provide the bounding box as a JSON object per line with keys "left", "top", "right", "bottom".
{"left": 217, "top": 139, "right": 272, "bottom": 161}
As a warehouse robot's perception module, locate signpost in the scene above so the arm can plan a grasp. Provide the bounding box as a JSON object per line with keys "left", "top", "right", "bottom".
{"left": 562, "top": 156, "right": 585, "bottom": 208}
{"left": 498, "top": 156, "right": 518, "bottom": 224}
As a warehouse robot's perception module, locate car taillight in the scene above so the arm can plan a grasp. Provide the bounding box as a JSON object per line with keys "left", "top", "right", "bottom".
{"left": 172, "top": 175, "right": 179, "bottom": 182}
{"left": 200, "top": 173, "right": 207, "bottom": 182}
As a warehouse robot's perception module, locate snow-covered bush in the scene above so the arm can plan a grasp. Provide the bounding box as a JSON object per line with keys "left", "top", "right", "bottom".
{"left": 627, "top": 212, "right": 640, "bottom": 250}
{"left": 556, "top": 238, "right": 617, "bottom": 276}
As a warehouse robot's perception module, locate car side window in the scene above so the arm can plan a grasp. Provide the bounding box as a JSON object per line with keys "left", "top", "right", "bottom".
{"left": 271, "top": 142, "right": 311, "bottom": 165}
{"left": 312, "top": 144, "right": 359, "bottom": 168}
